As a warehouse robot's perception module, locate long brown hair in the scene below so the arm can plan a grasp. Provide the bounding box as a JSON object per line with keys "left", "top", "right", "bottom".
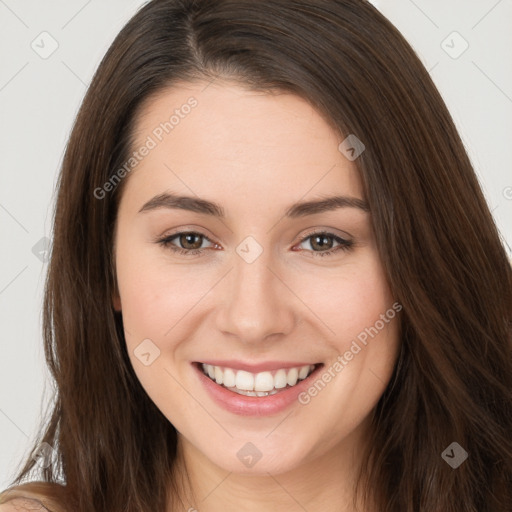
{"left": 1, "top": 1, "right": 511, "bottom": 511}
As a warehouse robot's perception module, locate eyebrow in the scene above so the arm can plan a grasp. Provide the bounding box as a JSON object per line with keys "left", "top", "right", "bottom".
{"left": 138, "top": 192, "right": 370, "bottom": 218}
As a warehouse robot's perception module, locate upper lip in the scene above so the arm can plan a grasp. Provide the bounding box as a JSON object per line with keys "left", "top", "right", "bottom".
{"left": 195, "top": 360, "right": 321, "bottom": 373}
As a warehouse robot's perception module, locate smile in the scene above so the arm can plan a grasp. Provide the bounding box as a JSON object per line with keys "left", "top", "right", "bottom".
{"left": 192, "top": 360, "right": 324, "bottom": 416}
{"left": 201, "top": 363, "right": 318, "bottom": 397}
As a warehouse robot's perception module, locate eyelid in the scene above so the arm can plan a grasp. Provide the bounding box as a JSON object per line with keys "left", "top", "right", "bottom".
{"left": 298, "top": 226, "right": 353, "bottom": 242}
{"left": 155, "top": 225, "right": 217, "bottom": 242}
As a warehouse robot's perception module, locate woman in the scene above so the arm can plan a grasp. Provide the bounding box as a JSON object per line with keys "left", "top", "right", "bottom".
{"left": 1, "top": 0, "right": 511, "bottom": 511}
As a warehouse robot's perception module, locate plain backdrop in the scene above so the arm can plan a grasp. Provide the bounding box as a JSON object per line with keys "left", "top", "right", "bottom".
{"left": 1, "top": 0, "right": 511, "bottom": 489}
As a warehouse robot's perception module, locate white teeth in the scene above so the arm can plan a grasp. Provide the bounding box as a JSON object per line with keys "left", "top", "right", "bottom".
{"left": 223, "top": 368, "right": 236, "bottom": 387}
{"left": 287, "top": 367, "right": 298, "bottom": 386}
{"left": 274, "top": 369, "right": 288, "bottom": 389}
{"left": 298, "top": 365, "right": 310, "bottom": 380}
{"left": 201, "top": 363, "right": 317, "bottom": 395}
{"left": 228, "top": 387, "right": 280, "bottom": 397}
{"left": 254, "top": 371, "right": 274, "bottom": 392}
{"left": 235, "top": 370, "right": 254, "bottom": 391}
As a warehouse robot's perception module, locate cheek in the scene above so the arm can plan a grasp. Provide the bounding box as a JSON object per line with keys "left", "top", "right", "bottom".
{"left": 115, "top": 243, "right": 213, "bottom": 342}
{"left": 293, "top": 263, "right": 399, "bottom": 442}
{"left": 291, "top": 254, "right": 395, "bottom": 346}
{"left": 115, "top": 246, "right": 211, "bottom": 407}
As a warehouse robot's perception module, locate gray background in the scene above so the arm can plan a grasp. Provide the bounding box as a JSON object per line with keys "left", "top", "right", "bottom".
{"left": 1, "top": 0, "right": 511, "bottom": 488}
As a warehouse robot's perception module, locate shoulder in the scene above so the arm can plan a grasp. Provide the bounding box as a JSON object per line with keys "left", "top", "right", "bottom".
{"left": 0, "top": 497, "right": 49, "bottom": 511}
{"left": 0, "top": 482, "right": 68, "bottom": 512}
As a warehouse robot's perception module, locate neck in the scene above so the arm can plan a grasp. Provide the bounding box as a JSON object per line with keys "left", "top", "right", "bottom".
{"left": 168, "top": 417, "right": 377, "bottom": 512}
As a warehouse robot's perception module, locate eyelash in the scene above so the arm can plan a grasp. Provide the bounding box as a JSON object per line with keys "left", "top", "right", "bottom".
{"left": 156, "top": 230, "right": 354, "bottom": 258}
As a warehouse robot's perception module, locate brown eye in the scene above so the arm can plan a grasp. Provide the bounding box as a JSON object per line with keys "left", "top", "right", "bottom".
{"left": 177, "top": 233, "right": 204, "bottom": 250}
{"left": 157, "top": 231, "right": 215, "bottom": 256}
{"left": 296, "top": 231, "right": 353, "bottom": 257}
{"left": 309, "top": 234, "right": 335, "bottom": 251}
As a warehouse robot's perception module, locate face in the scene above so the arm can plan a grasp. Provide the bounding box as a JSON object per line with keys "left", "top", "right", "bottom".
{"left": 112, "top": 80, "right": 401, "bottom": 476}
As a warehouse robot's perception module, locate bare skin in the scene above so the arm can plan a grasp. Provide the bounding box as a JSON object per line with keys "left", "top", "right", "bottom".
{"left": 112, "top": 79, "right": 400, "bottom": 512}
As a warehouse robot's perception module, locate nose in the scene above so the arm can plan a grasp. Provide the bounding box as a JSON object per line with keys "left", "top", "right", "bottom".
{"left": 214, "top": 244, "right": 296, "bottom": 344}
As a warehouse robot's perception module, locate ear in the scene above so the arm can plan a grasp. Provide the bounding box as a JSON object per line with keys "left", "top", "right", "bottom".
{"left": 112, "top": 290, "right": 122, "bottom": 312}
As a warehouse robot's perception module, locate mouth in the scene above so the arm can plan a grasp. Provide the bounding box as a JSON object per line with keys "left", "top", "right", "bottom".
{"left": 194, "top": 361, "right": 323, "bottom": 397}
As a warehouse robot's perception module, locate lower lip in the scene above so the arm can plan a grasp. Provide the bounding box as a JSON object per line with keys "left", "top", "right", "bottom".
{"left": 192, "top": 363, "right": 323, "bottom": 416}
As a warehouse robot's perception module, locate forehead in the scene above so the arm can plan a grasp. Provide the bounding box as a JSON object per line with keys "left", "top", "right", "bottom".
{"left": 122, "top": 80, "right": 364, "bottom": 213}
